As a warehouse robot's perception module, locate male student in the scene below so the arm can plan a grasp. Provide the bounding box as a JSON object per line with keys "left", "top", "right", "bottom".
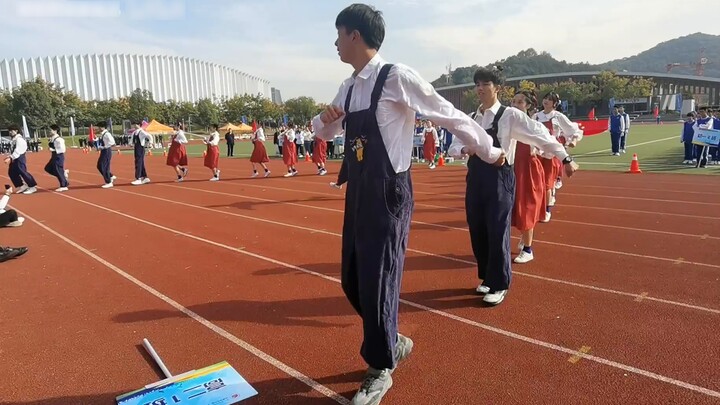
{"left": 44, "top": 124, "right": 70, "bottom": 192}
{"left": 448, "top": 67, "right": 579, "bottom": 306}
{"left": 618, "top": 105, "right": 630, "bottom": 153}
{"left": 96, "top": 122, "right": 117, "bottom": 188}
{"left": 608, "top": 105, "right": 625, "bottom": 156}
{"left": 311, "top": 4, "right": 504, "bottom": 404}
{"left": 4, "top": 124, "right": 38, "bottom": 195}
{"left": 130, "top": 122, "right": 154, "bottom": 185}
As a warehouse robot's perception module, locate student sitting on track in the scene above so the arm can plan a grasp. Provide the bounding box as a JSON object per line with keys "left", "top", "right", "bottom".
{"left": 0, "top": 186, "right": 25, "bottom": 227}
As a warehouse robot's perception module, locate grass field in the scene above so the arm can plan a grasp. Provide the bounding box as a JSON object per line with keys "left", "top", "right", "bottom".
{"left": 60, "top": 122, "right": 719, "bottom": 176}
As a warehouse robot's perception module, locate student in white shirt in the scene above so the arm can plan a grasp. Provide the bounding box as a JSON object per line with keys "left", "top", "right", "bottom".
{"left": 203, "top": 124, "right": 221, "bottom": 181}
{"left": 281, "top": 123, "right": 299, "bottom": 177}
{"left": 249, "top": 123, "right": 271, "bottom": 177}
{"left": 448, "top": 68, "right": 579, "bottom": 306}
{"left": 4, "top": 124, "right": 38, "bottom": 194}
{"left": 311, "top": 5, "right": 504, "bottom": 404}
{"left": 167, "top": 124, "right": 189, "bottom": 182}
{"left": 131, "top": 122, "right": 154, "bottom": 185}
{"left": 43, "top": 124, "right": 70, "bottom": 192}
{"left": 96, "top": 122, "right": 117, "bottom": 188}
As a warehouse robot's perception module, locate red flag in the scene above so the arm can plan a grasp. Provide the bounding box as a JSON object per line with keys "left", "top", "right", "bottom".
{"left": 88, "top": 125, "right": 95, "bottom": 141}
{"left": 587, "top": 108, "right": 595, "bottom": 120}
{"left": 252, "top": 120, "right": 257, "bottom": 132}
{"left": 653, "top": 106, "right": 659, "bottom": 118}
{"left": 574, "top": 119, "right": 608, "bottom": 136}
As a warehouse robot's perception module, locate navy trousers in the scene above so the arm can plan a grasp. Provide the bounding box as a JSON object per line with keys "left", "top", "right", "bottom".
{"left": 610, "top": 131, "right": 622, "bottom": 154}
{"left": 97, "top": 149, "right": 113, "bottom": 183}
{"left": 465, "top": 159, "right": 514, "bottom": 291}
{"left": 8, "top": 155, "right": 37, "bottom": 188}
{"left": 134, "top": 146, "right": 147, "bottom": 179}
{"left": 44, "top": 153, "right": 68, "bottom": 187}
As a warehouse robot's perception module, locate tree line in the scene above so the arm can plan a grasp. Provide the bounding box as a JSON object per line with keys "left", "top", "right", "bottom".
{"left": 0, "top": 78, "right": 326, "bottom": 133}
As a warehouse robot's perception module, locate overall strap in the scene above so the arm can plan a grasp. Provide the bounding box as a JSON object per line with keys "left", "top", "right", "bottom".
{"left": 370, "top": 64, "right": 394, "bottom": 112}
{"left": 342, "top": 84, "right": 354, "bottom": 130}
{"left": 488, "top": 105, "right": 506, "bottom": 148}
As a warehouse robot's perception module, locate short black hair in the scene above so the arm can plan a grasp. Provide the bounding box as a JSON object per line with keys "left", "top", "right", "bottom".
{"left": 335, "top": 4, "right": 385, "bottom": 50}
{"left": 473, "top": 66, "right": 505, "bottom": 86}
{"left": 50, "top": 124, "right": 60, "bottom": 132}
{"left": 698, "top": 106, "right": 708, "bottom": 111}
{"left": 8, "top": 124, "right": 19, "bottom": 132}
{"left": 686, "top": 112, "right": 696, "bottom": 117}
{"left": 96, "top": 121, "right": 107, "bottom": 128}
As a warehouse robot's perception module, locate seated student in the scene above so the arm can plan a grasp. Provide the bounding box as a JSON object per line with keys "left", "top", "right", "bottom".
{"left": 0, "top": 186, "right": 24, "bottom": 227}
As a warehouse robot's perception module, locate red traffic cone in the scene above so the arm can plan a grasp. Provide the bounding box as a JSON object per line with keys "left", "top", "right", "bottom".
{"left": 627, "top": 153, "right": 642, "bottom": 174}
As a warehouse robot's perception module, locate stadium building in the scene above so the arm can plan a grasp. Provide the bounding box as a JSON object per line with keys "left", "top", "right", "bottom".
{"left": 0, "top": 54, "right": 272, "bottom": 103}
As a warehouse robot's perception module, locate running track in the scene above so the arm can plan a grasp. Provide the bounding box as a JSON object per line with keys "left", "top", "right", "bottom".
{"left": 0, "top": 149, "right": 718, "bottom": 404}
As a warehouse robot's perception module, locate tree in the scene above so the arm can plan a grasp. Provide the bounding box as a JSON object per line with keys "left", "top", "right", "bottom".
{"left": 194, "top": 98, "right": 221, "bottom": 129}
{"left": 127, "top": 89, "right": 157, "bottom": 123}
{"left": 8, "top": 78, "right": 58, "bottom": 130}
{"left": 283, "top": 96, "right": 322, "bottom": 125}
{"left": 461, "top": 89, "right": 478, "bottom": 113}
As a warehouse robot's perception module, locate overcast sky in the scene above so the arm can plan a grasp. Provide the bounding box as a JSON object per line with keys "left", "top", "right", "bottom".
{"left": 1, "top": 0, "right": 717, "bottom": 103}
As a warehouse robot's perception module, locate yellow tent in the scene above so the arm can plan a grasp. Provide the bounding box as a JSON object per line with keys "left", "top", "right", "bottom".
{"left": 144, "top": 119, "right": 174, "bottom": 134}
{"left": 219, "top": 123, "right": 242, "bottom": 132}
{"left": 234, "top": 123, "right": 254, "bottom": 134}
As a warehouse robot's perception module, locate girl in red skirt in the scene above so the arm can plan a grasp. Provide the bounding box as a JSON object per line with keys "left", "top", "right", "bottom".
{"left": 511, "top": 91, "right": 546, "bottom": 264}
{"left": 312, "top": 132, "right": 328, "bottom": 176}
{"left": 532, "top": 92, "right": 583, "bottom": 222}
{"left": 166, "top": 123, "right": 189, "bottom": 182}
{"left": 250, "top": 123, "right": 271, "bottom": 178}
{"left": 422, "top": 120, "right": 439, "bottom": 169}
{"left": 203, "top": 124, "right": 221, "bottom": 181}
{"left": 281, "top": 123, "right": 298, "bottom": 177}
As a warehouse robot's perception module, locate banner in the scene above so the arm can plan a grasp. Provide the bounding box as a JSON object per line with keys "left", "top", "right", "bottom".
{"left": 116, "top": 361, "right": 257, "bottom": 405}
{"left": 692, "top": 128, "right": 720, "bottom": 147}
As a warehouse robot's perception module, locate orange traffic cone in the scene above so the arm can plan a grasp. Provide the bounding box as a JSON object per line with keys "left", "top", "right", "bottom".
{"left": 627, "top": 153, "right": 642, "bottom": 174}
{"left": 305, "top": 153, "right": 311, "bottom": 162}
{"left": 438, "top": 155, "right": 445, "bottom": 167}
{"left": 163, "top": 150, "right": 167, "bottom": 157}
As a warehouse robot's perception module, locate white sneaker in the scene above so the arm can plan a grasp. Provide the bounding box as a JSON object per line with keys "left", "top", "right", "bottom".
{"left": 284, "top": 172, "right": 293, "bottom": 178}
{"left": 111, "top": 175, "right": 117, "bottom": 181}
{"left": 548, "top": 195, "right": 556, "bottom": 207}
{"left": 142, "top": 178, "right": 151, "bottom": 184}
{"left": 15, "top": 185, "right": 28, "bottom": 194}
{"left": 6, "top": 217, "right": 24, "bottom": 227}
{"left": 555, "top": 179, "right": 563, "bottom": 189}
{"left": 101, "top": 183, "right": 114, "bottom": 189}
{"left": 22, "top": 187, "right": 37, "bottom": 195}
{"left": 540, "top": 211, "right": 551, "bottom": 223}
{"left": 483, "top": 290, "right": 508, "bottom": 305}
{"left": 476, "top": 284, "right": 490, "bottom": 294}
{"left": 264, "top": 171, "right": 271, "bottom": 178}
{"left": 131, "top": 179, "right": 143, "bottom": 185}
{"left": 251, "top": 172, "right": 259, "bottom": 178}
{"left": 319, "top": 169, "right": 327, "bottom": 176}
{"left": 514, "top": 251, "right": 534, "bottom": 264}
{"left": 55, "top": 187, "right": 68, "bottom": 192}
{"left": 210, "top": 176, "right": 219, "bottom": 181}
{"left": 517, "top": 241, "right": 524, "bottom": 251}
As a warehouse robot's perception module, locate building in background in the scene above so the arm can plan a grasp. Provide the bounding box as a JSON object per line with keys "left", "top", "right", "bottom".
{"left": 271, "top": 87, "right": 283, "bottom": 104}
{"left": 0, "top": 54, "right": 273, "bottom": 103}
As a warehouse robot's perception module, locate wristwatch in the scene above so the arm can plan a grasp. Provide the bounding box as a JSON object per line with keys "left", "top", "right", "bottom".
{"left": 562, "top": 156, "right": 573, "bottom": 165}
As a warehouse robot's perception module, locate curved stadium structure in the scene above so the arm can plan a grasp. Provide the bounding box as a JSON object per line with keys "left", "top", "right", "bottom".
{"left": 0, "top": 54, "right": 272, "bottom": 103}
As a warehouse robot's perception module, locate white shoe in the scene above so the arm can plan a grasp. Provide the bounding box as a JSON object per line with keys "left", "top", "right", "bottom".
{"left": 291, "top": 171, "right": 298, "bottom": 176}
{"left": 101, "top": 183, "right": 114, "bottom": 188}
{"left": 142, "top": 178, "right": 151, "bottom": 184}
{"left": 131, "top": 179, "right": 143, "bottom": 185}
{"left": 514, "top": 251, "right": 534, "bottom": 264}
{"left": 319, "top": 169, "right": 327, "bottom": 176}
{"left": 476, "top": 284, "right": 490, "bottom": 294}
{"left": 6, "top": 217, "right": 24, "bottom": 227}
{"left": 554, "top": 179, "right": 562, "bottom": 189}
{"left": 210, "top": 176, "right": 219, "bottom": 181}
{"left": 548, "top": 195, "right": 556, "bottom": 207}
{"left": 22, "top": 187, "right": 37, "bottom": 195}
{"left": 251, "top": 172, "right": 259, "bottom": 178}
{"left": 15, "top": 185, "right": 28, "bottom": 194}
{"left": 111, "top": 175, "right": 117, "bottom": 181}
{"left": 264, "top": 171, "right": 271, "bottom": 178}
{"left": 284, "top": 172, "right": 293, "bottom": 178}
{"left": 55, "top": 187, "right": 68, "bottom": 192}
{"left": 483, "top": 290, "right": 508, "bottom": 305}
{"left": 540, "top": 211, "right": 551, "bottom": 223}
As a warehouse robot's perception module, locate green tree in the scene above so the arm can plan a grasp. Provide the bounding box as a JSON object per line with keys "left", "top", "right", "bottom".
{"left": 127, "top": 89, "right": 157, "bottom": 123}
{"left": 8, "top": 78, "right": 58, "bottom": 130}
{"left": 283, "top": 96, "right": 322, "bottom": 125}
{"left": 194, "top": 98, "right": 221, "bottom": 129}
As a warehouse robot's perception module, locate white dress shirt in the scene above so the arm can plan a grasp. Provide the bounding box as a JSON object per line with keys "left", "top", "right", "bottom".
{"left": 49, "top": 135, "right": 66, "bottom": 154}
{"left": 311, "top": 53, "right": 501, "bottom": 173}
{"left": 10, "top": 134, "right": 27, "bottom": 160}
{"left": 205, "top": 131, "right": 220, "bottom": 146}
{"left": 284, "top": 129, "right": 296, "bottom": 143}
{"left": 254, "top": 127, "right": 266, "bottom": 141}
{"left": 133, "top": 128, "right": 154, "bottom": 147}
{"left": 448, "top": 101, "right": 569, "bottom": 165}
{"left": 99, "top": 129, "right": 116, "bottom": 149}
{"left": 173, "top": 130, "right": 188, "bottom": 144}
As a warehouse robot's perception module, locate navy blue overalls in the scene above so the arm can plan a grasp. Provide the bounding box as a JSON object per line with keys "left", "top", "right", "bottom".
{"left": 8, "top": 139, "right": 37, "bottom": 189}
{"left": 97, "top": 135, "right": 114, "bottom": 184}
{"left": 465, "top": 106, "right": 514, "bottom": 292}
{"left": 133, "top": 130, "right": 148, "bottom": 180}
{"left": 340, "top": 64, "right": 414, "bottom": 371}
{"left": 44, "top": 137, "right": 68, "bottom": 187}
